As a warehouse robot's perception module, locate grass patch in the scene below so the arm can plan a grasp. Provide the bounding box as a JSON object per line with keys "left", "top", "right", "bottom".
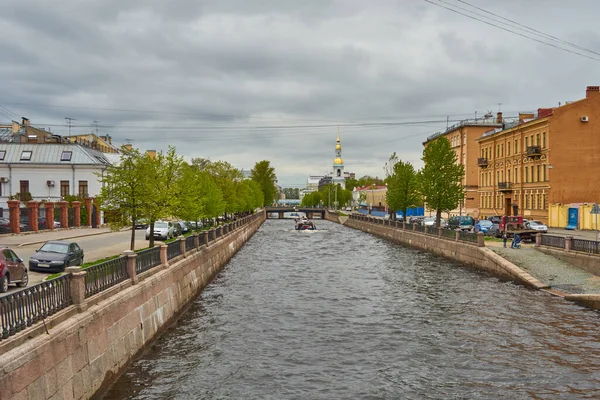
{"left": 45, "top": 272, "right": 63, "bottom": 280}
{"left": 82, "top": 254, "right": 121, "bottom": 269}
{"left": 484, "top": 236, "right": 503, "bottom": 242}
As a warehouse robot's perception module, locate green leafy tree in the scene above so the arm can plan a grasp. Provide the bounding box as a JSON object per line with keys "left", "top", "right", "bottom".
{"left": 301, "top": 191, "right": 325, "bottom": 207}
{"left": 251, "top": 160, "right": 278, "bottom": 206}
{"left": 97, "top": 147, "right": 147, "bottom": 250}
{"left": 203, "top": 161, "right": 244, "bottom": 217}
{"left": 418, "top": 137, "right": 465, "bottom": 227}
{"left": 247, "top": 179, "right": 264, "bottom": 210}
{"left": 385, "top": 153, "right": 421, "bottom": 221}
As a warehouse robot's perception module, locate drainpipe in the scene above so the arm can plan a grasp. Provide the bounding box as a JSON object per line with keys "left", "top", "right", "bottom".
{"left": 7, "top": 163, "right": 12, "bottom": 197}
{"left": 72, "top": 164, "right": 76, "bottom": 196}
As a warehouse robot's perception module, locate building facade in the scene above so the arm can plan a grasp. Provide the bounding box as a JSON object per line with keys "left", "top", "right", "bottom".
{"left": 477, "top": 86, "right": 600, "bottom": 225}
{"left": 332, "top": 134, "right": 346, "bottom": 189}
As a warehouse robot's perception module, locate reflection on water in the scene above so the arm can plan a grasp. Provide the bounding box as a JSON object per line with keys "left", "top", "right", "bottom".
{"left": 106, "top": 220, "right": 600, "bottom": 399}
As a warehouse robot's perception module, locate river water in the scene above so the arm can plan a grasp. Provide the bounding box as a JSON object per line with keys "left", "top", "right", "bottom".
{"left": 106, "top": 219, "right": 600, "bottom": 399}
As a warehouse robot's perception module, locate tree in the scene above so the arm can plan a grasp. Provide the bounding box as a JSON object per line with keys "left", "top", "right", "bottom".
{"left": 250, "top": 160, "right": 278, "bottom": 206}
{"left": 202, "top": 161, "right": 245, "bottom": 217}
{"left": 385, "top": 153, "right": 421, "bottom": 221}
{"left": 97, "top": 147, "right": 148, "bottom": 250}
{"left": 418, "top": 137, "right": 465, "bottom": 227}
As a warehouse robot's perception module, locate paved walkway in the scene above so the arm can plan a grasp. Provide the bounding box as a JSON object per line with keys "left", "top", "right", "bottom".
{"left": 0, "top": 227, "right": 114, "bottom": 247}
{"left": 491, "top": 246, "right": 600, "bottom": 294}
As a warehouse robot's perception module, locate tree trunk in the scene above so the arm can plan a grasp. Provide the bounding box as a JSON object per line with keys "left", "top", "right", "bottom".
{"left": 436, "top": 209, "right": 442, "bottom": 228}
{"left": 149, "top": 222, "right": 155, "bottom": 248}
{"left": 130, "top": 219, "right": 136, "bottom": 251}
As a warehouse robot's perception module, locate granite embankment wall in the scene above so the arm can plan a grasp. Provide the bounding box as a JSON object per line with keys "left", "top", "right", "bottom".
{"left": 325, "top": 212, "right": 547, "bottom": 290}
{"left": 0, "top": 213, "right": 265, "bottom": 400}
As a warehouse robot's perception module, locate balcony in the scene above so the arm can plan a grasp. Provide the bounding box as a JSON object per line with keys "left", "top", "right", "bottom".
{"left": 526, "top": 145, "right": 542, "bottom": 157}
{"left": 498, "top": 182, "right": 512, "bottom": 192}
{"left": 477, "top": 157, "right": 488, "bottom": 167}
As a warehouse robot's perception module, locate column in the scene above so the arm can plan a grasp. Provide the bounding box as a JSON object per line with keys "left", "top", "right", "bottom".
{"left": 202, "top": 231, "right": 209, "bottom": 246}
{"left": 160, "top": 244, "right": 168, "bottom": 267}
{"left": 84, "top": 197, "right": 93, "bottom": 227}
{"left": 27, "top": 200, "right": 39, "bottom": 232}
{"left": 179, "top": 236, "right": 186, "bottom": 258}
{"left": 65, "top": 266, "right": 87, "bottom": 312}
{"left": 45, "top": 202, "right": 55, "bottom": 231}
{"left": 477, "top": 231, "right": 485, "bottom": 247}
{"left": 94, "top": 198, "right": 101, "bottom": 227}
{"left": 57, "top": 201, "right": 69, "bottom": 229}
{"left": 565, "top": 236, "right": 573, "bottom": 252}
{"left": 124, "top": 250, "right": 138, "bottom": 284}
{"left": 72, "top": 201, "right": 82, "bottom": 227}
{"left": 535, "top": 233, "right": 542, "bottom": 247}
{"left": 7, "top": 200, "right": 20, "bottom": 234}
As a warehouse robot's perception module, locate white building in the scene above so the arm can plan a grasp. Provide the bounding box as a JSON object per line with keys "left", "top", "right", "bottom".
{"left": 0, "top": 143, "right": 112, "bottom": 211}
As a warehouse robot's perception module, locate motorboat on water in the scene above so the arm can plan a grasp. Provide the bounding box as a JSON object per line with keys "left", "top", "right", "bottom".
{"left": 295, "top": 217, "right": 316, "bottom": 230}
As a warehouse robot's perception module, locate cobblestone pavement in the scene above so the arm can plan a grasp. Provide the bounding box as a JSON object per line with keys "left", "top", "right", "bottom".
{"left": 491, "top": 246, "right": 600, "bottom": 294}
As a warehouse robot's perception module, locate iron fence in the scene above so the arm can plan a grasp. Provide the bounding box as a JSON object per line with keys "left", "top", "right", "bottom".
{"left": 85, "top": 256, "right": 128, "bottom": 297}
{"left": 167, "top": 240, "right": 182, "bottom": 260}
{"left": 404, "top": 223, "right": 414, "bottom": 231}
{"left": 442, "top": 228, "right": 457, "bottom": 240}
{"left": 186, "top": 235, "right": 196, "bottom": 250}
{"left": 541, "top": 235, "right": 565, "bottom": 249}
{"left": 572, "top": 238, "right": 600, "bottom": 254}
{"left": 136, "top": 247, "right": 162, "bottom": 274}
{"left": 425, "top": 226, "right": 439, "bottom": 236}
{"left": 1, "top": 274, "right": 71, "bottom": 340}
{"left": 458, "top": 231, "right": 478, "bottom": 244}
{"left": 414, "top": 224, "right": 425, "bottom": 233}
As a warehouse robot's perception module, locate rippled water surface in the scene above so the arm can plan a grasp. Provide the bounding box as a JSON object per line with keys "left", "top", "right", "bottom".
{"left": 106, "top": 220, "right": 600, "bottom": 399}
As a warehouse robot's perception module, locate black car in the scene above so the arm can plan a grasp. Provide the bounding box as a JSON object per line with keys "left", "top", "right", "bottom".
{"left": 172, "top": 222, "right": 183, "bottom": 237}
{"left": 29, "top": 240, "right": 84, "bottom": 272}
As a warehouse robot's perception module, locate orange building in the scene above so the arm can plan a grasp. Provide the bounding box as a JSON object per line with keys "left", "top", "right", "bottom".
{"left": 476, "top": 86, "right": 600, "bottom": 225}
{"left": 423, "top": 117, "right": 503, "bottom": 217}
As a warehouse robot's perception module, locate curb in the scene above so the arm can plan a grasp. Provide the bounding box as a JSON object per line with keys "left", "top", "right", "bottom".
{"left": 17, "top": 230, "right": 116, "bottom": 248}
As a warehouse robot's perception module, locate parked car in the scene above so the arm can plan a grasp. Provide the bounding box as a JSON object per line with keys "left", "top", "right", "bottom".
{"left": 487, "top": 223, "right": 501, "bottom": 237}
{"left": 172, "top": 222, "right": 183, "bottom": 237}
{"left": 487, "top": 215, "right": 502, "bottom": 224}
{"left": 409, "top": 216, "right": 425, "bottom": 225}
{"left": 526, "top": 220, "right": 548, "bottom": 233}
{"left": 53, "top": 220, "right": 61, "bottom": 229}
{"left": 448, "top": 215, "right": 475, "bottom": 231}
{"left": 145, "top": 221, "right": 174, "bottom": 241}
{"left": 135, "top": 218, "right": 149, "bottom": 229}
{"left": 0, "top": 217, "right": 10, "bottom": 233}
{"left": 178, "top": 221, "right": 191, "bottom": 234}
{"left": 29, "top": 241, "right": 84, "bottom": 273}
{"left": 423, "top": 216, "right": 447, "bottom": 227}
{"left": 0, "top": 246, "right": 29, "bottom": 292}
{"left": 474, "top": 219, "right": 494, "bottom": 234}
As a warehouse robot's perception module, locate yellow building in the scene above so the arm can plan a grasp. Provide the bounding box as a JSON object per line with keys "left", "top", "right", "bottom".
{"left": 65, "top": 133, "right": 119, "bottom": 153}
{"left": 422, "top": 116, "right": 503, "bottom": 218}
{"left": 476, "top": 86, "right": 600, "bottom": 226}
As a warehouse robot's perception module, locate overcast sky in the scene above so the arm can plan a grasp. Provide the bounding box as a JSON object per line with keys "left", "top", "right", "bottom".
{"left": 1, "top": 0, "right": 598, "bottom": 187}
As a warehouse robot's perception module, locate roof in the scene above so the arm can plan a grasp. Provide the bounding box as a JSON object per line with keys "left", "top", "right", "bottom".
{"left": 478, "top": 116, "right": 548, "bottom": 141}
{"left": 423, "top": 119, "right": 503, "bottom": 144}
{"left": 0, "top": 143, "right": 113, "bottom": 165}
{"left": 355, "top": 185, "right": 387, "bottom": 191}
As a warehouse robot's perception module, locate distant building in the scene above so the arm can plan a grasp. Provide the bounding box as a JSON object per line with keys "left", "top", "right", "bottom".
{"left": 332, "top": 133, "right": 346, "bottom": 189}
{"left": 305, "top": 132, "right": 354, "bottom": 193}
{"left": 64, "top": 133, "right": 119, "bottom": 153}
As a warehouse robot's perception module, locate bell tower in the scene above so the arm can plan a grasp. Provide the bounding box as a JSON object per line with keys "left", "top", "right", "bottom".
{"left": 332, "top": 129, "right": 346, "bottom": 189}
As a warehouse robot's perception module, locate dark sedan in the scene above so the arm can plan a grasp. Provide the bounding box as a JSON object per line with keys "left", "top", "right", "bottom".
{"left": 29, "top": 240, "right": 84, "bottom": 272}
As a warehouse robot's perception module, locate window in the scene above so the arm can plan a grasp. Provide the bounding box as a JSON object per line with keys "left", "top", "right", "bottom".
{"left": 514, "top": 139, "right": 518, "bottom": 154}
{"left": 514, "top": 167, "right": 518, "bottom": 183}
{"left": 61, "top": 151, "right": 72, "bottom": 161}
{"left": 525, "top": 167, "right": 529, "bottom": 182}
{"left": 60, "top": 180, "right": 70, "bottom": 198}
{"left": 508, "top": 170, "right": 511, "bottom": 183}
{"left": 507, "top": 142, "right": 511, "bottom": 156}
{"left": 537, "top": 165, "right": 541, "bottom": 182}
{"left": 0, "top": 151, "right": 5, "bottom": 161}
{"left": 78, "top": 181, "right": 88, "bottom": 197}
{"left": 531, "top": 166, "right": 535, "bottom": 182}
{"left": 542, "top": 132, "right": 546, "bottom": 148}
{"left": 20, "top": 151, "right": 32, "bottom": 161}
{"left": 536, "top": 133, "right": 540, "bottom": 146}
{"left": 525, "top": 137, "right": 529, "bottom": 149}
{"left": 20, "top": 180, "right": 29, "bottom": 195}
{"left": 543, "top": 164, "right": 547, "bottom": 181}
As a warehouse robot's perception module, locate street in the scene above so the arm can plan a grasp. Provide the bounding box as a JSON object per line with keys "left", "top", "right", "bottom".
{"left": 1, "top": 229, "right": 150, "bottom": 297}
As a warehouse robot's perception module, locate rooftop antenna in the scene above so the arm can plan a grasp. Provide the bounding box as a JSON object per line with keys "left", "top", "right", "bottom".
{"left": 65, "top": 117, "right": 76, "bottom": 136}
{"left": 498, "top": 103, "right": 502, "bottom": 112}
{"left": 92, "top": 120, "right": 99, "bottom": 135}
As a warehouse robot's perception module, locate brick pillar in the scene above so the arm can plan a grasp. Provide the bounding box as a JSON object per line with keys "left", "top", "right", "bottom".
{"left": 84, "top": 197, "right": 93, "bottom": 227}
{"left": 57, "top": 201, "right": 69, "bottom": 229}
{"left": 72, "top": 201, "right": 81, "bottom": 227}
{"left": 123, "top": 250, "right": 138, "bottom": 284}
{"left": 65, "top": 266, "right": 87, "bottom": 311}
{"left": 535, "top": 233, "right": 542, "bottom": 247}
{"left": 42, "top": 202, "right": 54, "bottom": 231}
{"left": 7, "top": 200, "right": 20, "bottom": 234}
{"left": 565, "top": 236, "right": 573, "bottom": 252}
{"left": 477, "top": 231, "right": 485, "bottom": 247}
{"left": 179, "top": 236, "right": 186, "bottom": 257}
{"left": 160, "top": 244, "right": 168, "bottom": 267}
{"left": 94, "top": 198, "right": 101, "bottom": 227}
{"left": 27, "top": 201, "right": 39, "bottom": 231}
{"left": 203, "top": 231, "right": 209, "bottom": 246}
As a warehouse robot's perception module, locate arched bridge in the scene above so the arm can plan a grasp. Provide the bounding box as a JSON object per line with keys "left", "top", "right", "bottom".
{"left": 264, "top": 207, "right": 326, "bottom": 219}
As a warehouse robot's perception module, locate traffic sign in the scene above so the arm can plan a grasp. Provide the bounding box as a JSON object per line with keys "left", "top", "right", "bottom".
{"left": 592, "top": 203, "right": 600, "bottom": 214}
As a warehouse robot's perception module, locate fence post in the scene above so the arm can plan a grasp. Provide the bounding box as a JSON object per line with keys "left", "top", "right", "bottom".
{"left": 402, "top": 221, "right": 406, "bottom": 230}
{"left": 413, "top": 223, "right": 416, "bottom": 232}
{"left": 438, "top": 227, "right": 443, "bottom": 237}
{"left": 179, "top": 235, "right": 186, "bottom": 257}
{"left": 160, "top": 244, "right": 168, "bottom": 267}
{"left": 477, "top": 231, "right": 485, "bottom": 247}
{"left": 203, "top": 231, "right": 209, "bottom": 246}
{"left": 65, "top": 266, "right": 87, "bottom": 312}
{"left": 455, "top": 230, "right": 460, "bottom": 241}
{"left": 535, "top": 233, "right": 542, "bottom": 247}
{"left": 565, "top": 236, "right": 573, "bottom": 252}
{"left": 123, "top": 250, "right": 138, "bottom": 284}
{"left": 193, "top": 232, "right": 200, "bottom": 249}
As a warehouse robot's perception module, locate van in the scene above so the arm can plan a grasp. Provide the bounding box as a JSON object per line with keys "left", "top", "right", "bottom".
{"left": 448, "top": 216, "right": 475, "bottom": 231}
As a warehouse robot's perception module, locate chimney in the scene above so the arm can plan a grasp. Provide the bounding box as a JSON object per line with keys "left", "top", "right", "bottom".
{"left": 11, "top": 121, "right": 19, "bottom": 134}
{"left": 108, "top": 135, "right": 112, "bottom": 145}
{"left": 518, "top": 113, "right": 534, "bottom": 123}
{"left": 21, "top": 117, "right": 30, "bottom": 126}
{"left": 123, "top": 144, "right": 133, "bottom": 151}
{"left": 146, "top": 150, "right": 156, "bottom": 159}
{"left": 496, "top": 112, "right": 503, "bottom": 124}
{"left": 586, "top": 86, "right": 599, "bottom": 98}
{"left": 538, "top": 108, "right": 553, "bottom": 118}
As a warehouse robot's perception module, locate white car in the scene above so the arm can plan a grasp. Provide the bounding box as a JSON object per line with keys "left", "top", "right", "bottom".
{"left": 145, "top": 221, "right": 174, "bottom": 240}
{"left": 527, "top": 220, "right": 548, "bottom": 233}
{"left": 423, "top": 217, "right": 447, "bottom": 227}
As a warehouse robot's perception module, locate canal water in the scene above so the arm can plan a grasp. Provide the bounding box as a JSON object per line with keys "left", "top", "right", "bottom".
{"left": 106, "top": 220, "right": 600, "bottom": 399}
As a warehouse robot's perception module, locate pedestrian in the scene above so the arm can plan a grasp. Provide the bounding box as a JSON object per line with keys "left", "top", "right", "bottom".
{"left": 503, "top": 232, "right": 508, "bottom": 248}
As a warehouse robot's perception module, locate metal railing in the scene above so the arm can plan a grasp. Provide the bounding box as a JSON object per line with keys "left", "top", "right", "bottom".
{"left": 442, "top": 228, "right": 457, "bottom": 240}
{"left": 186, "top": 235, "right": 196, "bottom": 250}
{"left": 458, "top": 231, "right": 478, "bottom": 244}
{"left": 572, "top": 238, "right": 600, "bottom": 254}
{"left": 85, "top": 256, "right": 128, "bottom": 297}
{"left": 1, "top": 274, "right": 71, "bottom": 340}
{"left": 136, "top": 247, "right": 162, "bottom": 274}
{"left": 414, "top": 224, "right": 425, "bottom": 233}
{"left": 167, "top": 240, "right": 182, "bottom": 259}
{"left": 541, "top": 235, "right": 565, "bottom": 249}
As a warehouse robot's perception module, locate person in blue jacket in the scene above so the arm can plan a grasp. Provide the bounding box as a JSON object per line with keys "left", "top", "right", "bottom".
{"left": 511, "top": 233, "right": 522, "bottom": 249}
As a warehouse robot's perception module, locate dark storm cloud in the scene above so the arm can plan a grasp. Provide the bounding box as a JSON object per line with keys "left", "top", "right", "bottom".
{"left": 1, "top": 0, "right": 599, "bottom": 185}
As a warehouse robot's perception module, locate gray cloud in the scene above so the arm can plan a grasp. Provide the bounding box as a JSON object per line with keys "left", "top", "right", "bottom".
{"left": 1, "top": 0, "right": 599, "bottom": 186}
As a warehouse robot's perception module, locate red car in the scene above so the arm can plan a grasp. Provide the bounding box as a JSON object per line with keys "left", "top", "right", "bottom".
{"left": 0, "top": 246, "right": 29, "bottom": 292}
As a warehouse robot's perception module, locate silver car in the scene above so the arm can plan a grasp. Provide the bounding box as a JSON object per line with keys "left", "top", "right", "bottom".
{"left": 527, "top": 220, "right": 548, "bottom": 233}
{"left": 145, "top": 221, "right": 174, "bottom": 240}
